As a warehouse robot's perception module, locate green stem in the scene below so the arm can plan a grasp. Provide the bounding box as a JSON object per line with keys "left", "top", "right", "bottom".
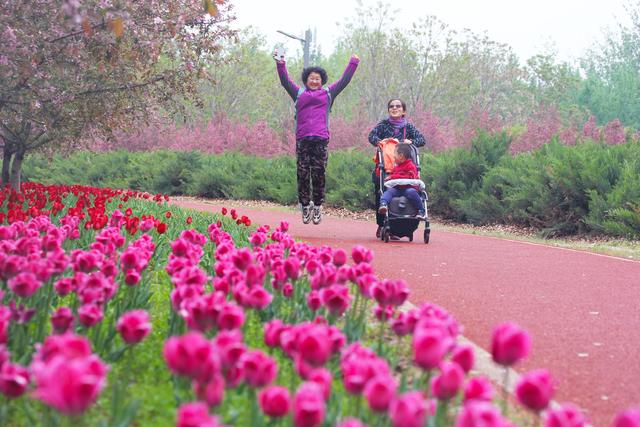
{"left": 501, "top": 367, "right": 510, "bottom": 416}
{"left": 376, "top": 319, "right": 385, "bottom": 356}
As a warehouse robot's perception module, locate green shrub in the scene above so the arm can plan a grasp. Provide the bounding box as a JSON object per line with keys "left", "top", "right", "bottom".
{"left": 326, "top": 149, "right": 373, "bottom": 210}
{"left": 21, "top": 136, "right": 640, "bottom": 238}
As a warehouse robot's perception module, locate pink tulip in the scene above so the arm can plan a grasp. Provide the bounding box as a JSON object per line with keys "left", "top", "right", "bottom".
{"left": 216, "top": 302, "right": 245, "bottom": 330}
{"left": 391, "top": 310, "right": 418, "bottom": 336}
{"left": 120, "top": 249, "right": 141, "bottom": 270}
{"left": 463, "top": 376, "right": 494, "bottom": 402}
{"left": 246, "top": 265, "right": 265, "bottom": 287}
{"left": 456, "top": 401, "right": 505, "bottom": 427}
{"left": 364, "top": 374, "right": 397, "bottom": 412}
{"left": 259, "top": 385, "right": 291, "bottom": 418}
{"left": 412, "top": 326, "right": 452, "bottom": 370}
{"left": 164, "top": 332, "right": 220, "bottom": 383}
{"left": 337, "top": 419, "right": 367, "bottom": 427}
{"left": 515, "top": 369, "right": 554, "bottom": 412}
{"left": 0, "top": 362, "right": 30, "bottom": 398}
{"left": 8, "top": 271, "right": 41, "bottom": 297}
{"left": 193, "top": 374, "right": 225, "bottom": 408}
{"left": 374, "top": 304, "right": 394, "bottom": 322}
{"left": 184, "top": 292, "right": 225, "bottom": 332}
{"left": 613, "top": 407, "right": 640, "bottom": 427}
{"left": 327, "top": 325, "right": 346, "bottom": 353}
{"left": 117, "top": 310, "right": 152, "bottom": 345}
{"left": 307, "top": 290, "right": 322, "bottom": 311}
{"left": 308, "top": 368, "right": 332, "bottom": 400}
{"left": 78, "top": 303, "right": 104, "bottom": 327}
{"left": 264, "top": 319, "right": 286, "bottom": 348}
{"left": 176, "top": 402, "right": 221, "bottom": 427}
{"left": 140, "top": 218, "right": 154, "bottom": 232}
{"left": 54, "top": 277, "right": 75, "bottom": 296}
{"left": 278, "top": 221, "right": 289, "bottom": 232}
{"left": 72, "top": 250, "right": 102, "bottom": 273}
{"left": 298, "top": 325, "right": 331, "bottom": 366}
{"left": 35, "top": 333, "right": 93, "bottom": 363}
{"left": 351, "top": 245, "right": 373, "bottom": 264}
{"left": 293, "top": 382, "right": 326, "bottom": 427}
{"left": 214, "top": 330, "right": 246, "bottom": 369}
{"left": 246, "top": 286, "right": 272, "bottom": 310}
{"left": 389, "top": 391, "right": 428, "bottom": 427}
{"left": 332, "top": 248, "right": 347, "bottom": 267}
{"left": 124, "top": 269, "right": 141, "bottom": 286}
{"left": 282, "top": 282, "right": 294, "bottom": 298}
{"left": 51, "top": 307, "right": 74, "bottom": 333}
{"left": 544, "top": 403, "right": 588, "bottom": 427}
{"left": 284, "top": 257, "right": 301, "bottom": 280}
{"left": 239, "top": 350, "right": 277, "bottom": 388}
{"left": 232, "top": 248, "right": 252, "bottom": 271}
{"left": 431, "top": 361, "right": 465, "bottom": 400}
{"left": 31, "top": 354, "right": 108, "bottom": 414}
{"left": 451, "top": 344, "right": 475, "bottom": 373}
{"left": 320, "top": 284, "right": 351, "bottom": 316}
{"left": 491, "top": 322, "right": 531, "bottom": 366}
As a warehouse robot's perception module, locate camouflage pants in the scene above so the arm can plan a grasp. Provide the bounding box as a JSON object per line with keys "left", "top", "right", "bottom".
{"left": 296, "top": 137, "right": 329, "bottom": 206}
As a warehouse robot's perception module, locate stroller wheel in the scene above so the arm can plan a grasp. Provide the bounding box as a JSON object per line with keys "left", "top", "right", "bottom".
{"left": 383, "top": 229, "right": 390, "bottom": 243}
{"left": 423, "top": 228, "right": 430, "bottom": 244}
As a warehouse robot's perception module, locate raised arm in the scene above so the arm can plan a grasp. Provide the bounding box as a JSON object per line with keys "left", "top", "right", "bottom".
{"left": 276, "top": 59, "right": 300, "bottom": 101}
{"left": 327, "top": 55, "right": 360, "bottom": 100}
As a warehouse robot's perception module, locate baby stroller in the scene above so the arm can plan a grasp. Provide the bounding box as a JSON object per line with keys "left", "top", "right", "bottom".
{"left": 376, "top": 142, "right": 431, "bottom": 244}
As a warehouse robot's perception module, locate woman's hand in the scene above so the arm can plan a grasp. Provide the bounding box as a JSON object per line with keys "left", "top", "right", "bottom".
{"left": 404, "top": 139, "right": 413, "bottom": 144}
{"left": 351, "top": 54, "right": 359, "bottom": 61}
{"left": 273, "top": 49, "right": 285, "bottom": 63}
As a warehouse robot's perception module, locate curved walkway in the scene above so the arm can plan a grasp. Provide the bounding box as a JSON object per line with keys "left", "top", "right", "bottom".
{"left": 174, "top": 199, "right": 640, "bottom": 425}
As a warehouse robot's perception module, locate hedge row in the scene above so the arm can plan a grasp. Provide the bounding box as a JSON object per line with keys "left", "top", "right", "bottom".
{"left": 23, "top": 134, "right": 640, "bottom": 238}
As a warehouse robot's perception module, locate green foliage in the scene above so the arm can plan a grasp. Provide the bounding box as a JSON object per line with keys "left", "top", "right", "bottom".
{"left": 152, "top": 151, "right": 204, "bottom": 195}
{"left": 325, "top": 149, "right": 375, "bottom": 210}
{"left": 423, "top": 131, "right": 511, "bottom": 221}
{"left": 22, "top": 137, "right": 640, "bottom": 238}
{"left": 188, "top": 152, "right": 298, "bottom": 203}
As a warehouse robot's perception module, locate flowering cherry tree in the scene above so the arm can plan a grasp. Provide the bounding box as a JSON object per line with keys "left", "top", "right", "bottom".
{"left": 0, "top": 0, "right": 236, "bottom": 189}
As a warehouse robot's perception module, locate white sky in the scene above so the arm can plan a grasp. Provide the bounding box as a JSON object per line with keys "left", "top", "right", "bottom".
{"left": 232, "top": 0, "right": 632, "bottom": 63}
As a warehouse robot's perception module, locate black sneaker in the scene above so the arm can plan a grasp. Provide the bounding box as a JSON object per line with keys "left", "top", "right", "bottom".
{"left": 301, "top": 203, "right": 313, "bottom": 224}
{"left": 312, "top": 205, "right": 322, "bottom": 225}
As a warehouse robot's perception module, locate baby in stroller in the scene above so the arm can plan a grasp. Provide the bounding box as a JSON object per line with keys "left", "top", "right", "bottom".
{"left": 376, "top": 141, "right": 431, "bottom": 243}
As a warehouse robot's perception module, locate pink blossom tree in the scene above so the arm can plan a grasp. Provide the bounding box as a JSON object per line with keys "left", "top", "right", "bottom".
{"left": 603, "top": 118, "right": 626, "bottom": 145}
{"left": 0, "top": 0, "right": 236, "bottom": 189}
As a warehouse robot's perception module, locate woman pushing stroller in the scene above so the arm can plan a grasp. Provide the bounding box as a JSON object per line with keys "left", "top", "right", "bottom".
{"left": 369, "top": 98, "right": 426, "bottom": 238}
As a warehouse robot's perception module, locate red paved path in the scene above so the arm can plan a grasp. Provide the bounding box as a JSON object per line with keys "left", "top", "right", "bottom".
{"left": 175, "top": 199, "right": 640, "bottom": 426}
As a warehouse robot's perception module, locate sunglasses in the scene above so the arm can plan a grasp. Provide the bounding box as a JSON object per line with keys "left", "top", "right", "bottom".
{"left": 388, "top": 104, "right": 403, "bottom": 109}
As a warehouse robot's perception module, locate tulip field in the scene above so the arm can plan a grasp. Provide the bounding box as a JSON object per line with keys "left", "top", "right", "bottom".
{"left": 0, "top": 182, "right": 638, "bottom": 427}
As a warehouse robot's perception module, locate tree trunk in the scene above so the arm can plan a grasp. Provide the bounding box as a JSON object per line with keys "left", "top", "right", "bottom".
{"left": 1, "top": 147, "right": 11, "bottom": 185}
{"left": 9, "top": 150, "right": 24, "bottom": 190}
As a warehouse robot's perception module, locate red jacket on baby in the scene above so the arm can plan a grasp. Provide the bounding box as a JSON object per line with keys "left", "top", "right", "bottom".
{"left": 386, "top": 158, "right": 418, "bottom": 180}
{"left": 385, "top": 158, "right": 420, "bottom": 190}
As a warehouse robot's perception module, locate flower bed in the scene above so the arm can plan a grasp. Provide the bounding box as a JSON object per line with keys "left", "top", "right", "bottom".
{"left": 0, "top": 183, "right": 638, "bottom": 426}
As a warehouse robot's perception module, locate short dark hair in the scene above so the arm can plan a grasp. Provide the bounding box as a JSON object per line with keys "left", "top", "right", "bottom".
{"left": 387, "top": 98, "right": 407, "bottom": 114}
{"left": 302, "top": 66, "right": 328, "bottom": 85}
{"left": 396, "top": 143, "right": 413, "bottom": 159}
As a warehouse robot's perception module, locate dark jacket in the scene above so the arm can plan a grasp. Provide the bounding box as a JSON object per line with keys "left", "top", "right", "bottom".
{"left": 368, "top": 119, "right": 426, "bottom": 148}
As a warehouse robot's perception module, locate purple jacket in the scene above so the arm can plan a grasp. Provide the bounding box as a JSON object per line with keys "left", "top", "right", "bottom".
{"left": 277, "top": 57, "right": 359, "bottom": 141}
